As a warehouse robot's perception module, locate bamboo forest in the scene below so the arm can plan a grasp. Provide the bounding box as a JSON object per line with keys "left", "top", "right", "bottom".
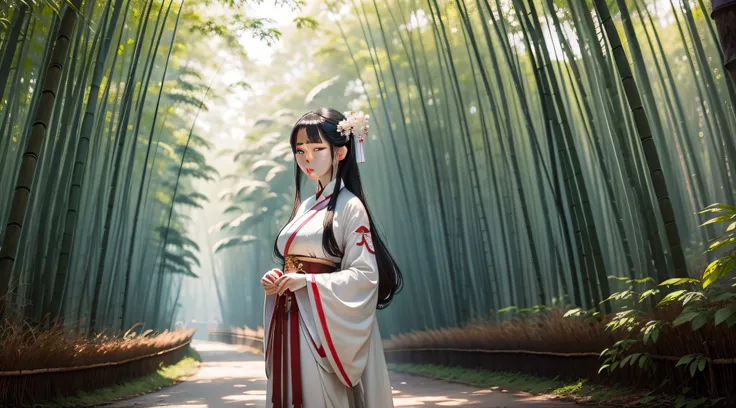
{"left": 1, "top": 0, "right": 736, "bottom": 406}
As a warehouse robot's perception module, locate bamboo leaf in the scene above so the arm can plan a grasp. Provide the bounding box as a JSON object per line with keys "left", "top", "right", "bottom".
{"left": 293, "top": 16, "right": 318, "bottom": 29}
{"left": 224, "top": 205, "right": 242, "bottom": 214}
{"left": 601, "top": 290, "right": 635, "bottom": 303}
{"left": 703, "top": 259, "right": 722, "bottom": 281}
{"left": 727, "top": 313, "right": 736, "bottom": 328}
{"left": 208, "top": 220, "right": 229, "bottom": 233}
{"left": 639, "top": 289, "right": 660, "bottom": 302}
{"left": 715, "top": 305, "right": 736, "bottom": 325}
{"left": 304, "top": 75, "right": 340, "bottom": 104}
{"left": 642, "top": 321, "right": 663, "bottom": 344}
{"left": 703, "top": 258, "right": 735, "bottom": 288}
{"left": 690, "top": 360, "right": 698, "bottom": 377}
{"left": 672, "top": 311, "right": 700, "bottom": 327}
{"left": 700, "top": 214, "right": 736, "bottom": 227}
{"left": 681, "top": 292, "right": 706, "bottom": 306}
{"left": 676, "top": 354, "right": 697, "bottom": 367}
{"left": 690, "top": 312, "right": 711, "bottom": 331}
{"left": 659, "top": 278, "right": 700, "bottom": 286}
{"left": 699, "top": 203, "right": 736, "bottom": 214}
{"left": 628, "top": 353, "right": 641, "bottom": 367}
{"left": 706, "top": 237, "right": 736, "bottom": 252}
{"left": 657, "top": 290, "right": 686, "bottom": 307}
{"left": 213, "top": 235, "right": 257, "bottom": 253}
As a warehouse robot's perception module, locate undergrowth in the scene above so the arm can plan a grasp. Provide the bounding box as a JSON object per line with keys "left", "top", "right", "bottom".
{"left": 39, "top": 345, "right": 201, "bottom": 408}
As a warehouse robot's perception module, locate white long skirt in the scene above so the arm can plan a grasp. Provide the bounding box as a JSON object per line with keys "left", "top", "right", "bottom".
{"left": 265, "top": 309, "right": 393, "bottom": 408}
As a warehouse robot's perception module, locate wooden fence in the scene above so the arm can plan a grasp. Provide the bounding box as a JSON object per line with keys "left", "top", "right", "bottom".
{"left": 0, "top": 336, "right": 192, "bottom": 407}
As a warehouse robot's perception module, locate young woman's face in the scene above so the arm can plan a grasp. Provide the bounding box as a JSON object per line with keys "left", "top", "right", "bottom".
{"left": 294, "top": 128, "right": 332, "bottom": 181}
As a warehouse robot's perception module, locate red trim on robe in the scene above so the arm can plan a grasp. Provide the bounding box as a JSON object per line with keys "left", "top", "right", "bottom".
{"left": 310, "top": 275, "right": 354, "bottom": 387}
{"left": 308, "top": 331, "right": 327, "bottom": 358}
{"left": 283, "top": 195, "right": 332, "bottom": 254}
{"left": 266, "top": 194, "right": 333, "bottom": 367}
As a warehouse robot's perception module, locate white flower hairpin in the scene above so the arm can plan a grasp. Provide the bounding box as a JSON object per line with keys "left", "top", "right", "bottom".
{"left": 337, "top": 111, "right": 369, "bottom": 163}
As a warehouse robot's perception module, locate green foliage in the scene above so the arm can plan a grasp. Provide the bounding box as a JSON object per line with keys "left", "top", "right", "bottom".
{"left": 576, "top": 203, "right": 736, "bottom": 383}
{"left": 493, "top": 304, "right": 553, "bottom": 320}
{"left": 676, "top": 354, "right": 708, "bottom": 378}
{"left": 213, "top": 234, "right": 257, "bottom": 253}
{"left": 293, "top": 16, "right": 318, "bottom": 30}
{"left": 563, "top": 307, "right": 601, "bottom": 319}
{"left": 698, "top": 204, "right": 736, "bottom": 288}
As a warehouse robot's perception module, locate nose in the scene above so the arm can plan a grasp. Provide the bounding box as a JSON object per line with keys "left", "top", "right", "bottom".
{"left": 305, "top": 151, "right": 312, "bottom": 163}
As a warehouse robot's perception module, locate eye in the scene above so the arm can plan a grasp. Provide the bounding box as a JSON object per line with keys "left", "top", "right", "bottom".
{"left": 314, "top": 147, "right": 326, "bottom": 152}
{"left": 295, "top": 149, "right": 305, "bottom": 155}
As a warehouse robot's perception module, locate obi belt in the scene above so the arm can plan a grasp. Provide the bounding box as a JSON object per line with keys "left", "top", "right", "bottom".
{"left": 268, "top": 256, "right": 337, "bottom": 408}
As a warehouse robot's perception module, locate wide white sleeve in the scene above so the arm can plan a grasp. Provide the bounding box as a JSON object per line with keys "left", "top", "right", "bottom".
{"left": 304, "top": 197, "right": 379, "bottom": 388}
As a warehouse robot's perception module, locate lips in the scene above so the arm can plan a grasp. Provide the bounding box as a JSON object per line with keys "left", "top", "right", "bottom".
{"left": 306, "top": 168, "right": 315, "bottom": 173}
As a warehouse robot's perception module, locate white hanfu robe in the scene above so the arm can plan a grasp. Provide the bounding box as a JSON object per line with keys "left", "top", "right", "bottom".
{"left": 264, "top": 177, "right": 394, "bottom": 408}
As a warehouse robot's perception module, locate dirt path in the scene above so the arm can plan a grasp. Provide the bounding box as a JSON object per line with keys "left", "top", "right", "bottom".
{"left": 105, "top": 340, "right": 576, "bottom": 407}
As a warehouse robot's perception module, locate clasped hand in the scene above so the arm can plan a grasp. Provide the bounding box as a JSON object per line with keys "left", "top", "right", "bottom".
{"left": 261, "top": 269, "right": 307, "bottom": 296}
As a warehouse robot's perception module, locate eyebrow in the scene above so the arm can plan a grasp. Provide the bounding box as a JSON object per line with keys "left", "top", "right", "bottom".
{"left": 295, "top": 142, "right": 326, "bottom": 146}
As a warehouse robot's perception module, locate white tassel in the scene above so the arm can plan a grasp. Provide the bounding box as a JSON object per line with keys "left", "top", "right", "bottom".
{"left": 355, "top": 137, "right": 365, "bottom": 163}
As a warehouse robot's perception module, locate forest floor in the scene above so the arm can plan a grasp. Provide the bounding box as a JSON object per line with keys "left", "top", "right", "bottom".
{"left": 96, "top": 339, "right": 579, "bottom": 407}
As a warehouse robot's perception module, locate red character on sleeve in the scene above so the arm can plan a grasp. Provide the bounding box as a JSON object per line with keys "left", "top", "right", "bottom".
{"left": 354, "top": 226, "right": 375, "bottom": 254}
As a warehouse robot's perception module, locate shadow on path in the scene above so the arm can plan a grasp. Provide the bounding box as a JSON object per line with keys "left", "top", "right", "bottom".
{"left": 105, "top": 340, "right": 578, "bottom": 407}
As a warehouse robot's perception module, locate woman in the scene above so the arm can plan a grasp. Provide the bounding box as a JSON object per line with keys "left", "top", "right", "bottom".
{"left": 261, "top": 108, "right": 402, "bottom": 408}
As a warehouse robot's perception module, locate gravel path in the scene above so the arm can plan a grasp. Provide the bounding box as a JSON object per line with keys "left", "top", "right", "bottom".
{"left": 105, "top": 340, "right": 576, "bottom": 407}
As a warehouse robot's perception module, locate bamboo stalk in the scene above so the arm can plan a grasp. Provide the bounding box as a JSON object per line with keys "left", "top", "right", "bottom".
{"left": 594, "top": 0, "right": 689, "bottom": 278}
{"left": 0, "top": 0, "right": 84, "bottom": 319}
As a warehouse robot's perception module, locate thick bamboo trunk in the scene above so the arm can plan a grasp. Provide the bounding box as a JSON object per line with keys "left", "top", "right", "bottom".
{"left": 0, "top": 0, "right": 83, "bottom": 319}
{"left": 593, "top": 0, "right": 689, "bottom": 278}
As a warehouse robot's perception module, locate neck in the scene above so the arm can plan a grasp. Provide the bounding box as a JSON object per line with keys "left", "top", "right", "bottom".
{"left": 319, "top": 174, "right": 334, "bottom": 190}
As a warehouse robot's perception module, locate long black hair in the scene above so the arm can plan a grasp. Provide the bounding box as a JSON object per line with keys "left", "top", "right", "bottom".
{"left": 272, "top": 108, "right": 403, "bottom": 309}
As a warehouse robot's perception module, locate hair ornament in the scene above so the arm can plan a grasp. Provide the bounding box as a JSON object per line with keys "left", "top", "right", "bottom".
{"left": 337, "top": 111, "right": 369, "bottom": 163}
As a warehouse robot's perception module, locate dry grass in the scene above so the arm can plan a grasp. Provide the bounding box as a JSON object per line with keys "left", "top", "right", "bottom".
{"left": 383, "top": 309, "right": 614, "bottom": 354}
{"left": 381, "top": 307, "right": 736, "bottom": 402}
{"left": 0, "top": 319, "right": 193, "bottom": 372}
{"left": 0, "top": 319, "right": 195, "bottom": 406}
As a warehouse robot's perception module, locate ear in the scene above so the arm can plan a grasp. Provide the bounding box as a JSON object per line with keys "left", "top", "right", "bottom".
{"left": 336, "top": 145, "right": 348, "bottom": 161}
